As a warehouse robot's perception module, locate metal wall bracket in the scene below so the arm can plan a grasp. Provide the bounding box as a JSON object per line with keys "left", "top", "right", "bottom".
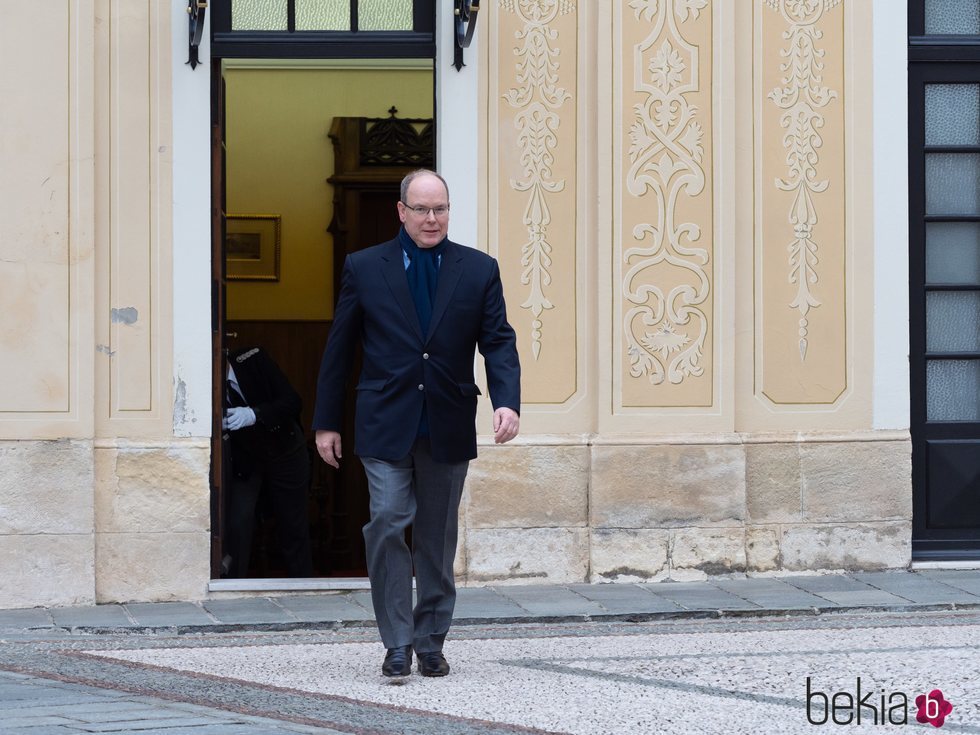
{"left": 188, "top": 0, "right": 208, "bottom": 70}
{"left": 453, "top": 0, "right": 480, "bottom": 71}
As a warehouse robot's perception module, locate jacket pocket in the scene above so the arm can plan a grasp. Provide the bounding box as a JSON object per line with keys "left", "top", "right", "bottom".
{"left": 356, "top": 378, "right": 389, "bottom": 391}
{"left": 457, "top": 382, "right": 482, "bottom": 397}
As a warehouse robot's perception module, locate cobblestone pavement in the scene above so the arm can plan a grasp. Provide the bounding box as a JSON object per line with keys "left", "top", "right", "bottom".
{"left": 2, "top": 571, "right": 980, "bottom": 733}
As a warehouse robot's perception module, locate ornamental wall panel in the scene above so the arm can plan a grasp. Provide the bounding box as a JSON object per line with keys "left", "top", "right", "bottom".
{"left": 95, "top": 0, "right": 173, "bottom": 434}
{"left": 488, "top": 0, "right": 582, "bottom": 414}
{"left": 756, "top": 0, "right": 846, "bottom": 406}
{"left": 613, "top": 0, "right": 717, "bottom": 412}
{"left": 735, "top": 0, "right": 873, "bottom": 430}
{"left": 0, "top": 1, "right": 95, "bottom": 437}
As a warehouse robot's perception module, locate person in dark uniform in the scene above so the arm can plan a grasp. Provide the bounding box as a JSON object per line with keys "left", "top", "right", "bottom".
{"left": 223, "top": 346, "right": 314, "bottom": 578}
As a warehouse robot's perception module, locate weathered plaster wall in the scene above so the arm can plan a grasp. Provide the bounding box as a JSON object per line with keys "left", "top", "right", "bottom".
{"left": 0, "top": 1, "right": 210, "bottom": 608}
{"left": 0, "top": 2, "right": 95, "bottom": 439}
{"left": 0, "top": 1, "right": 97, "bottom": 608}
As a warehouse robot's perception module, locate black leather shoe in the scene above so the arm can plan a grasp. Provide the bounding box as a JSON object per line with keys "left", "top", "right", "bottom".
{"left": 382, "top": 645, "right": 412, "bottom": 677}
{"left": 415, "top": 650, "right": 450, "bottom": 677}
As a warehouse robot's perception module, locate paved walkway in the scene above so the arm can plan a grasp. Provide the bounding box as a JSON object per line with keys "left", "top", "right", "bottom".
{"left": 2, "top": 569, "right": 980, "bottom": 634}
{"left": 2, "top": 569, "right": 980, "bottom": 734}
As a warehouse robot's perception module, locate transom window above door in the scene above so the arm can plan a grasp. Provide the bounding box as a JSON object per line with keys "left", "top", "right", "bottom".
{"left": 232, "top": 0, "right": 413, "bottom": 32}
{"left": 212, "top": 0, "right": 435, "bottom": 58}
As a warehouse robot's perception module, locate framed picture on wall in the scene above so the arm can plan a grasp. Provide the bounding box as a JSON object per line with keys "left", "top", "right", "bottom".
{"left": 226, "top": 214, "right": 281, "bottom": 281}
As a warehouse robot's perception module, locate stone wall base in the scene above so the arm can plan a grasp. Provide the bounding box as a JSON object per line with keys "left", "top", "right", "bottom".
{"left": 0, "top": 433, "right": 912, "bottom": 607}
{"left": 0, "top": 440, "right": 96, "bottom": 608}
{"left": 0, "top": 439, "right": 210, "bottom": 608}
{"left": 94, "top": 442, "right": 211, "bottom": 603}
{"left": 459, "top": 432, "right": 912, "bottom": 585}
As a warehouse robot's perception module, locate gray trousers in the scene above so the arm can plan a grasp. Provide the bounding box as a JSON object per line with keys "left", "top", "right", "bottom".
{"left": 360, "top": 439, "right": 468, "bottom": 653}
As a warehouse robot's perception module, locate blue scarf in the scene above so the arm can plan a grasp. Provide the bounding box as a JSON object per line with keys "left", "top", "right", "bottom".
{"left": 399, "top": 226, "right": 447, "bottom": 335}
{"left": 399, "top": 227, "right": 447, "bottom": 439}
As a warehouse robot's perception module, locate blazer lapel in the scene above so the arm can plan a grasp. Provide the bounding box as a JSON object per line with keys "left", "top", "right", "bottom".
{"left": 379, "top": 240, "right": 424, "bottom": 342}
{"left": 426, "top": 242, "right": 464, "bottom": 342}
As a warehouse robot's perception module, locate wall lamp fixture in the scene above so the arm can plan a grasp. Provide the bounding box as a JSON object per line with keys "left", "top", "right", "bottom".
{"left": 187, "top": 0, "right": 207, "bottom": 70}
{"left": 453, "top": 0, "right": 480, "bottom": 71}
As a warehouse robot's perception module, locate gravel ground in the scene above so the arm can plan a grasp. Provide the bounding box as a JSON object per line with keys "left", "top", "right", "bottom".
{"left": 4, "top": 610, "right": 979, "bottom": 734}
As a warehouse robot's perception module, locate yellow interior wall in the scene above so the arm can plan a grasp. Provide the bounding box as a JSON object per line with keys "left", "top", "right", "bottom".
{"left": 225, "top": 65, "right": 433, "bottom": 320}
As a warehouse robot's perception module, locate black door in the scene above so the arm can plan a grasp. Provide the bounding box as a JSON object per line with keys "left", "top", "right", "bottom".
{"left": 910, "top": 4, "right": 980, "bottom": 559}
{"left": 210, "top": 67, "right": 229, "bottom": 578}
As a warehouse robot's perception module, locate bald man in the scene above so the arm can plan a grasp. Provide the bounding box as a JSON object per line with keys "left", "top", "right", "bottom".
{"left": 313, "top": 169, "right": 521, "bottom": 678}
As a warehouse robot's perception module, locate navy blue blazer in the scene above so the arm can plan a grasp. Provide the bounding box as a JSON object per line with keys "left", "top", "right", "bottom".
{"left": 312, "top": 238, "right": 521, "bottom": 464}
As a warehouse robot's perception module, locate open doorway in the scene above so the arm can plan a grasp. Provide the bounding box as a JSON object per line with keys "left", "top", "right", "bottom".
{"left": 216, "top": 60, "right": 435, "bottom": 579}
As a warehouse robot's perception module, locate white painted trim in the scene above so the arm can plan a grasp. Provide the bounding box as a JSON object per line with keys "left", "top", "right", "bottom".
{"left": 437, "top": 4, "right": 479, "bottom": 252}
{"left": 912, "top": 561, "right": 980, "bottom": 570}
{"left": 171, "top": 5, "right": 213, "bottom": 438}
{"left": 872, "top": 0, "right": 910, "bottom": 430}
{"left": 209, "top": 578, "right": 373, "bottom": 592}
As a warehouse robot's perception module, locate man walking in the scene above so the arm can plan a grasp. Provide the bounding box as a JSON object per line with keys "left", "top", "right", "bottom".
{"left": 313, "top": 169, "right": 521, "bottom": 678}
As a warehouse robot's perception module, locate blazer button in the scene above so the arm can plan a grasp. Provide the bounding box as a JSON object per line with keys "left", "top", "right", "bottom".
{"left": 423, "top": 353, "right": 429, "bottom": 360}
{"left": 418, "top": 384, "right": 424, "bottom": 391}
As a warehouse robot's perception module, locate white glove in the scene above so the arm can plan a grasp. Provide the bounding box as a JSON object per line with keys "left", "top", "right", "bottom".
{"left": 223, "top": 406, "right": 256, "bottom": 431}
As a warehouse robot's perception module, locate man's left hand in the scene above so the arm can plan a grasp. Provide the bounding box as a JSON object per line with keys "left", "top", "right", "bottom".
{"left": 493, "top": 407, "right": 520, "bottom": 444}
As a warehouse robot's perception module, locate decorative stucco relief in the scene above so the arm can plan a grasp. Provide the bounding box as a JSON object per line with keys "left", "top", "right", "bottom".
{"left": 619, "top": 0, "right": 713, "bottom": 407}
{"left": 493, "top": 0, "right": 578, "bottom": 405}
{"left": 501, "top": 0, "right": 575, "bottom": 361}
{"left": 764, "top": 0, "right": 842, "bottom": 361}
{"left": 758, "top": 0, "right": 846, "bottom": 404}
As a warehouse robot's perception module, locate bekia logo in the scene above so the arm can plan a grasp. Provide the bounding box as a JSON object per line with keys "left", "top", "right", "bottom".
{"left": 916, "top": 690, "right": 954, "bottom": 729}
{"left": 806, "top": 678, "right": 954, "bottom": 727}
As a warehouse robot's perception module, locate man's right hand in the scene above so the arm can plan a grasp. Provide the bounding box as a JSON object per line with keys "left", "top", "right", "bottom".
{"left": 315, "top": 430, "right": 343, "bottom": 468}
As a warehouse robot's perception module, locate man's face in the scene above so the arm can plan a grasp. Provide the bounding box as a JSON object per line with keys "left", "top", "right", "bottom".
{"left": 397, "top": 174, "right": 450, "bottom": 248}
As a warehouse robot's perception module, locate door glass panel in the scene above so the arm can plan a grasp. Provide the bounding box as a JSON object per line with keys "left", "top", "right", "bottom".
{"left": 232, "top": 0, "right": 288, "bottom": 30}
{"left": 926, "top": 84, "right": 980, "bottom": 145}
{"left": 927, "top": 291, "right": 980, "bottom": 351}
{"left": 927, "top": 223, "right": 980, "bottom": 284}
{"left": 925, "top": 0, "right": 980, "bottom": 34}
{"left": 927, "top": 360, "right": 980, "bottom": 420}
{"left": 360, "top": 0, "right": 414, "bottom": 30}
{"left": 926, "top": 153, "right": 980, "bottom": 215}
{"left": 296, "top": 0, "right": 351, "bottom": 30}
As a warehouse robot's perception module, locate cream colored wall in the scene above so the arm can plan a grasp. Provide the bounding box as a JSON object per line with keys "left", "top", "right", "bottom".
{"left": 0, "top": 0, "right": 912, "bottom": 608}
{"left": 0, "top": 1, "right": 96, "bottom": 608}
{"left": 0, "top": 1, "right": 208, "bottom": 608}
{"left": 0, "top": 2, "right": 94, "bottom": 438}
{"left": 469, "top": 0, "right": 909, "bottom": 584}
{"left": 94, "top": 0, "right": 175, "bottom": 437}
{"left": 224, "top": 66, "right": 433, "bottom": 320}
